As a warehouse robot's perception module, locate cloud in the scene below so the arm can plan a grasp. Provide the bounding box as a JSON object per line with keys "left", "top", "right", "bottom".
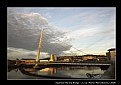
{"left": 60, "top": 9, "right": 115, "bottom": 52}
{"left": 7, "top": 47, "right": 50, "bottom": 59}
{"left": 7, "top": 8, "right": 115, "bottom": 56}
{"left": 7, "top": 8, "right": 72, "bottom": 55}
{"left": 55, "top": 8, "right": 115, "bottom": 28}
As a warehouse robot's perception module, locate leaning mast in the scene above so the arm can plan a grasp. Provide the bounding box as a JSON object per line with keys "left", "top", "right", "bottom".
{"left": 35, "top": 28, "right": 44, "bottom": 63}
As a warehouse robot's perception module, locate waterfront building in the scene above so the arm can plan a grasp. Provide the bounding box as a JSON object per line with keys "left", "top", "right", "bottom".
{"left": 82, "top": 54, "right": 96, "bottom": 61}
{"left": 57, "top": 54, "right": 108, "bottom": 62}
{"left": 106, "top": 48, "right": 116, "bottom": 62}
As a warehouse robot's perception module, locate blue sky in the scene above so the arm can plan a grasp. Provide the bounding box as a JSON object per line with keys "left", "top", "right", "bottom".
{"left": 8, "top": 7, "right": 116, "bottom": 55}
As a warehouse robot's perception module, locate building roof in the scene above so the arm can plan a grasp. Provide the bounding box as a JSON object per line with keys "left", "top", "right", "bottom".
{"left": 21, "top": 58, "right": 50, "bottom": 60}
{"left": 108, "top": 48, "right": 116, "bottom": 51}
{"left": 83, "top": 54, "right": 96, "bottom": 56}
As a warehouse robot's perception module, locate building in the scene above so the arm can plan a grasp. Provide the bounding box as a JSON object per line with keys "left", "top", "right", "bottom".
{"left": 82, "top": 54, "right": 96, "bottom": 61}
{"left": 19, "top": 58, "right": 49, "bottom": 63}
{"left": 57, "top": 56, "right": 74, "bottom": 62}
{"left": 82, "top": 54, "right": 108, "bottom": 61}
{"left": 57, "top": 54, "right": 108, "bottom": 62}
{"left": 19, "top": 53, "right": 58, "bottom": 63}
{"left": 106, "top": 48, "right": 116, "bottom": 62}
{"left": 96, "top": 55, "right": 108, "bottom": 61}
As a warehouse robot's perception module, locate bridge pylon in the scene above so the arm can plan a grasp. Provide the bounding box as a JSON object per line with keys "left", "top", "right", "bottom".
{"left": 33, "top": 28, "right": 44, "bottom": 68}
{"left": 49, "top": 54, "right": 55, "bottom": 62}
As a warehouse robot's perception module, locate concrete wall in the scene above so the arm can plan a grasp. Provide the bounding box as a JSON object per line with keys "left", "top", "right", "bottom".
{"left": 110, "top": 51, "right": 116, "bottom": 62}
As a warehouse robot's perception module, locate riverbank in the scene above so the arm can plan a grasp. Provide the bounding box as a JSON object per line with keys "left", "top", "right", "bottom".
{"left": 101, "top": 61, "right": 115, "bottom": 79}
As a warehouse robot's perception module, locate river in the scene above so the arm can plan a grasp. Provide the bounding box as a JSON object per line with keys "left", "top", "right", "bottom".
{"left": 7, "top": 66, "right": 108, "bottom": 80}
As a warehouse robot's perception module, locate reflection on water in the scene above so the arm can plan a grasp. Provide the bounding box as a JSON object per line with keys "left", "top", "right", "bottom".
{"left": 7, "top": 66, "right": 108, "bottom": 79}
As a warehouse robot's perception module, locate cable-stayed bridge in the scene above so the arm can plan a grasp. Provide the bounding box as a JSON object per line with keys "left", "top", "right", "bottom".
{"left": 13, "top": 28, "right": 111, "bottom": 69}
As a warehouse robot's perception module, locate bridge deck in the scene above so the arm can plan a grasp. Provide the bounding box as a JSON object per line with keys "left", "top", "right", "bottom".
{"left": 21, "top": 62, "right": 111, "bottom": 66}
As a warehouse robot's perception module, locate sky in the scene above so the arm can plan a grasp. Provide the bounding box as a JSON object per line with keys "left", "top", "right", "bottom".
{"left": 7, "top": 7, "right": 116, "bottom": 59}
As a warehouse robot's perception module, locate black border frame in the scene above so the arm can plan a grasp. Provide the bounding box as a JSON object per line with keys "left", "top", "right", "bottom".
{"left": 1, "top": 0, "right": 119, "bottom": 84}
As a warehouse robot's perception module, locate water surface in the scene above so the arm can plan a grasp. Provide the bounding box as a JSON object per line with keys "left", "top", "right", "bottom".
{"left": 7, "top": 66, "right": 108, "bottom": 80}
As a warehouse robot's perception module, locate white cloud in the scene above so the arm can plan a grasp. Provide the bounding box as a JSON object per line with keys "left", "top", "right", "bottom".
{"left": 7, "top": 7, "right": 115, "bottom": 56}
{"left": 7, "top": 47, "right": 50, "bottom": 59}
